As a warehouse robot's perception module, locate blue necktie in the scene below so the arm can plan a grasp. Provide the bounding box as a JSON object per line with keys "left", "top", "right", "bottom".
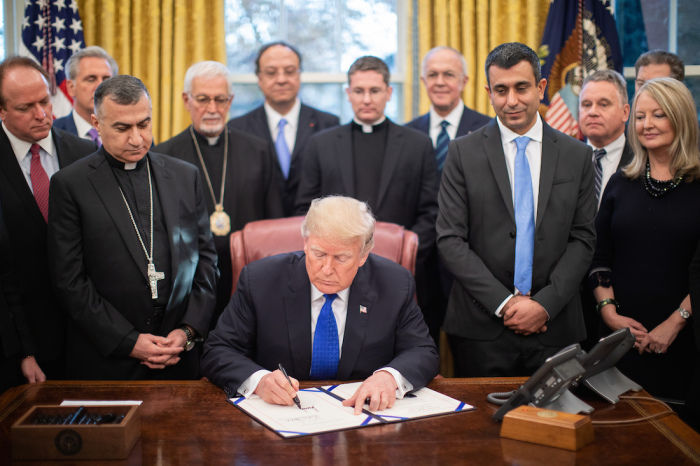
{"left": 435, "top": 120, "right": 450, "bottom": 173}
{"left": 514, "top": 136, "right": 534, "bottom": 295}
{"left": 310, "top": 293, "right": 339, "bottom": 380}
{"left": 275, "top": 118, "right": 291, "bottom": 179}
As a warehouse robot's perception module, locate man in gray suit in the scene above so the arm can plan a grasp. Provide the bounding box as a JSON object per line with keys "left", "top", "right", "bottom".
{"left": 437, "top": 42, "right": 596, "bottom": 377}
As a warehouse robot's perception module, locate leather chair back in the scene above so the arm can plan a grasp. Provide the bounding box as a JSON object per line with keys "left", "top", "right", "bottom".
{"left": 229, "top": 216, "right": 418, "bottom": 296}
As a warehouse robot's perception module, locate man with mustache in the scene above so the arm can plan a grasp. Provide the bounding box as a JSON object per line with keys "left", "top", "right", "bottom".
{"left": 156, "top": 61, "right": 283, "bottom": 325}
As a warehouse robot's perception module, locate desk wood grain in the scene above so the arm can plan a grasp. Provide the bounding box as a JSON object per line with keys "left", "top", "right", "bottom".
{"left": 0, "top": 378, "right": 698, "bottom": 465}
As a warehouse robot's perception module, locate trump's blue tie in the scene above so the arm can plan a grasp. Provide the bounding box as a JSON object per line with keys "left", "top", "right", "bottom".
{"left": 514, "top": 136, "right": 534, "bottom": 295}
{"left": 310, "top": 293, "right": 339, "bottom": 380}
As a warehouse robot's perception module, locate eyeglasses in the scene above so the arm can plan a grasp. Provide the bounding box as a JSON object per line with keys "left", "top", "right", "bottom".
{"left": 191, "top": 95, "right": 232, "bottom": 107}
{"left": 349, "top": 88, "right": 387, "bottom": 98}
{"left": 260, "top": 68, "right": 300, "bottom": 79}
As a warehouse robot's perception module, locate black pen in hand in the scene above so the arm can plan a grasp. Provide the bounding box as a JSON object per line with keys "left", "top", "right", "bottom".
{"left": 278, "top": 363, "right": 302, "bottom": 410}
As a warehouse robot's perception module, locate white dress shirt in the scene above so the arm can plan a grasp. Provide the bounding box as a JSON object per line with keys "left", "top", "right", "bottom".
{"left": 428, "top": 100, "right": 464, "bottom": 146}
{"left": 265, "top": 98, "right": 301, "bottom": 152}
{"left": 72, "top": 111, "right": 96, "bottom": 140}
{"left": 237, "top": 283, "right": 412, "bottom": 399}
{"left": 588, "top": 133, "right": 626, "bottom": 209}
{"left": 4, "top": 121, "right": 58, "bottom": 193}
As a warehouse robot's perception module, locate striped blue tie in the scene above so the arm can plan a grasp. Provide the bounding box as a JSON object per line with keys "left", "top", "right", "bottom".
{"left": 310, "top": 294, "right": 339, "bottom": 380}
{"left": 514, "top": 136, "right": 534, "bottom": 295}
{"left": 435, "top": 120, "right": 450, "bottom": 173}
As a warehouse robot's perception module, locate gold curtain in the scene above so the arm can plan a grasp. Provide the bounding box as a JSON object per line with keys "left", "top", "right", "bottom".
{"left": 406, "top": 0, "right": 550, "bottom": 119}
{"left": 76, "top": 0, "right": 226, "bottom": 143}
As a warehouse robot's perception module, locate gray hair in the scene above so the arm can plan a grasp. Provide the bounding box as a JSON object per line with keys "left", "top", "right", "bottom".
{"left": 581, "top": 69, "right": 629, "bottom": 106}
{"left": 183, "top": 61, "right": 234, "bottom": 96}
{"left": 301, "top": 196, "right": 375, "bottom": 255}
{"left": 94, "top": 75, "right": 150, "bottom": 118}
{"left": 66, "top": 46, "right": 118, "bottom": 81}
{"left": 421, "top": 46, "right": 467, "bottom": 77}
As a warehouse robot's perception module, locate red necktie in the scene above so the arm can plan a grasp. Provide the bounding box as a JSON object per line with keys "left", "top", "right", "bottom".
{"left": 30, "top": 144, "right": 50, "bottom": 222}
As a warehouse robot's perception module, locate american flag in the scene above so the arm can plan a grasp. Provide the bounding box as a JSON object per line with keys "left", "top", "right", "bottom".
{"left": 20, "top": 0, "right": 86, "bottom": 119}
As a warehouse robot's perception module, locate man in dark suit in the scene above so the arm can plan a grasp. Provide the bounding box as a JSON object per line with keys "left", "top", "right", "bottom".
{"left": 294, "top": 56, "right": 439, "bottom": 341}
{"left": 405, "top": 46, "right": 490, "bottom": 172}
{"left": 48, "top": 75, "right": 218, "bottom": 380}
{"left": 202, "top": 196, "right": 438, "bottom": 413}
{"left": 53, "top": 46, "right": 117, "bottom": 143}
{"left": 228, "top": 42, "right": 340, "bottom": 215}
{"left": 0, "top": 57, "right": 97, "bottom": 381}
{"left": 155, "top": 61, "right": 283, "bottom": 325}
{"left": 437, "top": 43, "right": 596, "bottom": 377}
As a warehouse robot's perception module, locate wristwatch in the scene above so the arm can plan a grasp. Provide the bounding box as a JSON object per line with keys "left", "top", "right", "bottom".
{"left": 677, "top": 307, "right": 691, "bottom": 320}
{"left": 180, "top": 325, "right": 195, "bottom": 352}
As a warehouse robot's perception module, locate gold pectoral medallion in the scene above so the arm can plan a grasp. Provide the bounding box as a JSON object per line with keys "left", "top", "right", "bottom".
{"left": 210, "top": 204, "right": 231, "bottom": 236}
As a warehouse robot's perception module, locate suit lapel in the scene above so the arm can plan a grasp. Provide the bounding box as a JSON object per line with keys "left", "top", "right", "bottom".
{"left": 536, "top": 124, "right": 559, "bottom": 231}
{"left": 484, "top": 121, "right": 515, "bottom": 223}
{"left": 456, "top": 105, "right": 471, "bottom": 137}
{"left": 293, "top": 105, "right": 314, "bottom": 161}
{"left": 336, "top": 264, "right": 373, "bottom": 380}
{"left": 284, "top": 257, "right": 313, "bottom": 378}
{"left": 335, "top": 125, "right": 355, "bottom": 196}
{"left": 376, "top": 121, "right": 403, "bottom": 208}
{"left": 0, "top": 128, "right": 46, "bottom": 228}
{"left": 149, "top": 153, "right": 181, "bottom": 296}
{"left": 87, "top": 152, "right": 148, "bottom": 281}
{"left": 253, "top": 106, "right": 274, "bottom": 146}
{"left": 417, "top": 114, "right": 430, "bottom": 134}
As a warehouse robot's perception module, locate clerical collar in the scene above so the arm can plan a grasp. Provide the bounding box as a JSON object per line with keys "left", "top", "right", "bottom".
{"left": 351, "top": 116, "right": 387, "bottom": 133}
{"left": 191, "top": 126, "right": 222, "bottom": 146}
{"left": 104, "top": 147, "right": 148, "bottom": 171}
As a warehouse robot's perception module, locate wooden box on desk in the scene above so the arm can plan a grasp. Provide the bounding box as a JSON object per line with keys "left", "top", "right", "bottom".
{"left": 11, "top": 405, "right": 140, "bottom": 460}
{"left": 500, "top": 406, "right": 594, "bottom": 451}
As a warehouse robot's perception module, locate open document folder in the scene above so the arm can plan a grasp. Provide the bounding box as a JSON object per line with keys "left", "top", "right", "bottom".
{"left": 229, "top": 381, "right": 475, "bottom": 438}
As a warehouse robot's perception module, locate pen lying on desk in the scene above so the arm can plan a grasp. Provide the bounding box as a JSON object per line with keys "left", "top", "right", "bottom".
{"left": 278, "top": 363, "right": 302, "bottom": 410}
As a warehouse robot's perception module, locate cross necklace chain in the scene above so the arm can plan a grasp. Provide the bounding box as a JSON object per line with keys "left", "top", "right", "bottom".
{"left": 118, "top": 159, "right": 165, "bottom": 299}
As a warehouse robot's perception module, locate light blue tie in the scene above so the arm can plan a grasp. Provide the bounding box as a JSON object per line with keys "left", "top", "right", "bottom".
{"left": 514, "top": 136, "right": 534, "bottom": 295}
{"left": 310, "top": 294, "right": 339, "bottom": 380}
{"left": 275, "top": 118, "right": 291, "bottom": 179}
{"left": 435, "top": 120, "right": 450, "bottom": 173}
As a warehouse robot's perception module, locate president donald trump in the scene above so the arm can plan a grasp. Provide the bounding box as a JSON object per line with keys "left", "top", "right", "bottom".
{"left": 202, "top": 196, "right": 438, "bottom": 413}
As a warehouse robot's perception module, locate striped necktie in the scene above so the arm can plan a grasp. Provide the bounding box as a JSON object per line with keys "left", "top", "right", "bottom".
{"left": 594, "top": 148, "right": 606, "bottom": 203}
{"left": 435, "top": 120, "right": 450, "bottom": 173}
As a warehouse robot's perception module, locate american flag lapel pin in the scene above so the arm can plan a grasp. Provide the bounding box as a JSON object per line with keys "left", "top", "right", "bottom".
{"left": 360, "top": 305, "right": 367, "bottom": 314}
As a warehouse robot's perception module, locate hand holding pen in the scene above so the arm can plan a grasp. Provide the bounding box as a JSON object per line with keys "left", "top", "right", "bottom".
{"left": 279, "top": 364, "right": 302, "bottom": 410}
{"left": 253, "top": 364, "right": 301, "bottom": 407}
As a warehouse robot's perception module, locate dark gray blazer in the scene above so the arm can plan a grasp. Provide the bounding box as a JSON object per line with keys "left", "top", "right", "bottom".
{"left": 405, "top": 105, "right": 491, "bottom": 139}
{"left": 437, "top": 118, "right": 597, "bottom": 346}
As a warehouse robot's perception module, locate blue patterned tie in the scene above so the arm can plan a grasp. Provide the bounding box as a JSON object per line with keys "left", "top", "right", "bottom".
{"left": 310, "top": 294, "right": 339, "bottom": 380}
{"left": 435, "top": 120, "right": 450, "bottom": 173}
{"left": 514, "top": 136, "right": 534, "bottom": 295}
{"left": 275, "top": 118, "right": 291, "bottom": 179}
{"left": 593, "top": 148, "right": 606, "bottom": 203}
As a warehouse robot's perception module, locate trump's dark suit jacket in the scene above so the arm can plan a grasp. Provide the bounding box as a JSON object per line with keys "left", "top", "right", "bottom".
{"left": 52, "top": 112, "right": 79, "bottom": 136}
{"left": 48, "top": 150, "right": 219, "bottom": 380}
{"left": 437, "top": 118, "right": 596, "bottom": 346}
{"left": 228, "top": 104, "right": 340, "bottom": 216}
{"left": 0, "top": 127, "right": 96, "bottom": 372}
{"left": 201, "top": 252, "right": 439, "bottom": 397}
{"left": 294, "top": 121, "right": 439, "bottom": 263}
{"left": 405, "top": 105, "right": 491, "bottom": 139}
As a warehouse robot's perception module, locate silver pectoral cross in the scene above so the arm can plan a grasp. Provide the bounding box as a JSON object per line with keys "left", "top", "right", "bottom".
{"left": 148, "top": 263, "right": 165, "bottom": 299}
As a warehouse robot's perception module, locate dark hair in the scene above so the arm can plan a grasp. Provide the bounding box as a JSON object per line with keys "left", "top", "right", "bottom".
{"left": 634, "top": 50, "right": 685, "bottom": 82}
{"left": 484, "top": 42, "right": 541, "bottom": 86}
{"left": 255, "top": 41, "right": 302, "bottom": 74}
{"left": 0, "top": 56, "right": 51, "bottom": 109}
{"left": 347, "top": 56, "right": 390, "bottom": 86}
{"left": 94, "top": 75, "right": 150, "bottom": 118}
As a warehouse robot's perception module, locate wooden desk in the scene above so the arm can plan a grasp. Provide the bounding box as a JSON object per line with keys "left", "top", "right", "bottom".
{"left": 1, "top": 378, "right": 699, "bottom": 465}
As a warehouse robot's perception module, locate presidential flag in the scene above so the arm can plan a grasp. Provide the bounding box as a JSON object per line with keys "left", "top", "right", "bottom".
{"left": 538, "top": 0, "right": 623, "bottom": 139}
{"left": 20, "top": 0, "right": 86, "bottom": 119}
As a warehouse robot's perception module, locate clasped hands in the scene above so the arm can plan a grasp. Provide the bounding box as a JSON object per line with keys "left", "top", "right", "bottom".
{"left": 601, "top": 307, "right": 685, "bottom": 355}
{"left": 502, "top": 295, "right": 548, "bottom": 335}
{"left": 254, "top": 369, "right": 398, "bottom": 415}
{"left": 129, "top": 329, "right": 188, "bottom": 369}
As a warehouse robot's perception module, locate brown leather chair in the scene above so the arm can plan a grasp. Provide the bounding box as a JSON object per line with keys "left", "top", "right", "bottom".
{"left": 228, "top": 216, "right": 418, "bottom": 296}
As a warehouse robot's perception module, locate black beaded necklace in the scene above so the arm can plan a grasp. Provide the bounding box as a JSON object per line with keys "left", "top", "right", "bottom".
{"left": 643, "top": 161, "right": 683, "bottom": 197}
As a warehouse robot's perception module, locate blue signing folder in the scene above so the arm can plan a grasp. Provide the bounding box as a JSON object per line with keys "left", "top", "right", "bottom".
{"left": 228, "top": 381, "right": 475, "bottom": 438}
